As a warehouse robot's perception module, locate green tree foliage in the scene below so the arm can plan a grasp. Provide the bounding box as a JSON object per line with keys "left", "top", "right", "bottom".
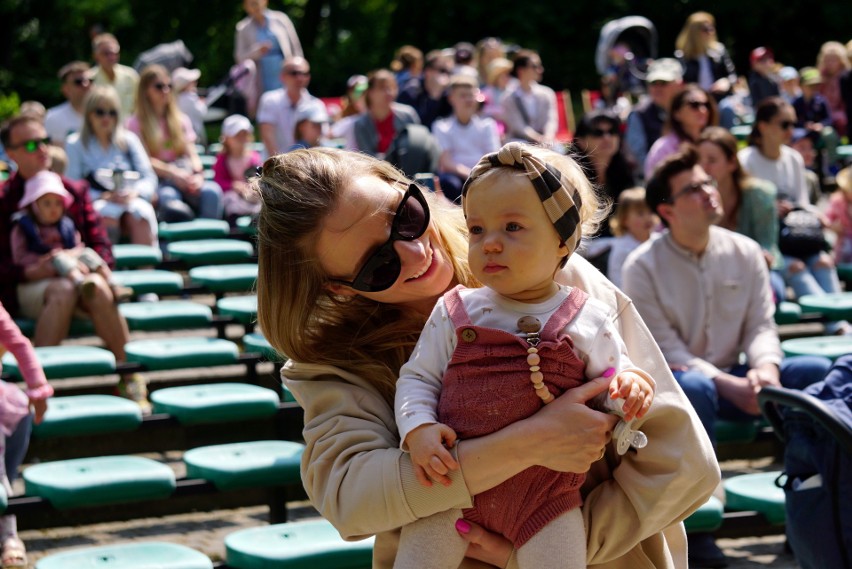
{"left": 1, "top": 0, "right": 849, "bottom": 109}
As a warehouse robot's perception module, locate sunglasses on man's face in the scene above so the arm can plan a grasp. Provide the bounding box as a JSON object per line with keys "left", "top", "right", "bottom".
{"left": 9, "top": 137, "right": 51, "bottom": 153}
{"left": 286, "top": 70, "right": 310, "bottom": 77}
{"left": 329, "top": 183, "right": 431, "bottom": 293}
{"left": 71, "top": 77, "right": 91, "bottom": 88}
{"left": 93, "top": 108, "right": 118, "bottom": 118}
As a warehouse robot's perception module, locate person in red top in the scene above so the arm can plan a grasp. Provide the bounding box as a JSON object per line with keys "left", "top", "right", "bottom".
{"left": 0, "top": 115, "right": 149, "bottom": 412}
{"left": 353, "top": 69, "right": 420, "bottom": 159}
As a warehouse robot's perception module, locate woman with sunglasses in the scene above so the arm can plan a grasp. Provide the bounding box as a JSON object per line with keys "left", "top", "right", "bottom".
{"left": 254, "top": 148, "right": 718, "bottom": 568}
{"left": 569, "top": 110, "right": 634, "bottom": 237}
{"left": 674, "top": 12, "right": 736, "bottom": 100}
{"left": 644, "top": 85, "right": 717, "bottom": 179}
{"left": 738, "top": 97, "right": 848, "bottom": 333}
{"left": 128, "top": 65, "right": 223, "bottom": 222}
{"left": 65, "top": 85, "right": 158, "bottom": 247}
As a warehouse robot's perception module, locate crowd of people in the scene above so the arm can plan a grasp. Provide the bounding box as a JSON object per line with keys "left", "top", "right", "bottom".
{"left": 0, "top": 3, "right": 851, "bottom": 568}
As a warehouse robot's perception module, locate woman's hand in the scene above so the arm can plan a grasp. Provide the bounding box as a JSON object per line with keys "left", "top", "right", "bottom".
{"left": 526, "top": 377, "right": 618, "bottom": 472}
{"left": 30, "top": 397, "right": 48, "bottom": 425}
{"left": 456, "top": 518, "right": 513, "bottom": 568}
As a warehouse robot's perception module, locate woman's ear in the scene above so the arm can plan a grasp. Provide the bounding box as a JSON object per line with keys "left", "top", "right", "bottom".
{"left": 324, "top": 282, "right": 358, "bottom": 297}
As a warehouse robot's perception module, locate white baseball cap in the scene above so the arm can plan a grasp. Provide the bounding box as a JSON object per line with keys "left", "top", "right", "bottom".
{"left": 221, "top": 114, "right": 254, "bottom": 138}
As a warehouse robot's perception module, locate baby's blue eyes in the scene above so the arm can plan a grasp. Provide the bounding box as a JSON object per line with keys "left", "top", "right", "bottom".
{"left": 469, "top": 226, "right": 483, "bottom": 235}
{"left": 468, "top": 223, "right": 523, "bottom": 234}
{"left": 506, "top": 222, "right": 521, "bottom": 231}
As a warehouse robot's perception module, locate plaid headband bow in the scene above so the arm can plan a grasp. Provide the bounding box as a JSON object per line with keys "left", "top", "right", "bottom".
{"left": 461, "top": 142, "right": 583, "bottom": 254}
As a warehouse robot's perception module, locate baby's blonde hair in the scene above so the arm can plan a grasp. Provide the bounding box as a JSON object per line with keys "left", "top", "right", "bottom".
{"left": 609, "top": 187, "right": 649, "bottom": 237}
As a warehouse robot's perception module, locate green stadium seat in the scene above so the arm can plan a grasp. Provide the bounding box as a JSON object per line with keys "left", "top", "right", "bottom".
{"left": 207, "top": 142, "right": 223, "bottom": 154}
{"left": 0, "top": 485, "right": 6, "bottom": 514}
{"left": 242, "top": 332, "right": 285, "bottom": 363}
{"left": 836, "top": 263, "right": 852, "bottom": 282}
{"left": 837, "top": 144, "right": 852, "bottom": 160}
{"left": 167, "top": 239, "right": 254, "bottom": 266}
{"left": 724, "top": 471, "right": 786, "bottom": 525}
{"left": 2, "top": 345, "right": 115, "bottom": 380}
{"left": 684, "top": 496, "right": 724, "bottom": 533}
{"left": 217, "top": 295, "right": 257, "bottom": 325}
{"left": 189, "top": 264, "right": 257, "bottom": 294}
{"left": 34, "top": 541, "right": 213, "bottom": 569}
{"left": 13, "top": 318, "right": 94, "bottom": 338}
{"left": 113, "top": 244, "right": 163, "bottom": 269}
{"left": 112, "top": 270, "right": 185, "bottom": 296}
{"left": 24, "top": 455, "right": 176, "bottom": 509}
{"left": 119, "top": 301, "right": 212, "bottom": 331}
{"left": 198, "top": 154, "right": 217, "bottom": 170}
{"left": 33, "top": 395, "right": 143, "bottom": 439}
{"left": 774, "top": 301, "right": 802, "bottom": 325}
{"left": 798, "top": 292, "right": 852, "bottom": 321}
{"left": 184, "top": 440, "right": 303, "bottom": 490}
{"left": 125, "top": 337, "right": 240, "bottom": 371}
{"left": 781, "top": 336, "right": 852, "bottom": 361}
{"left": 225, "top": 519, "right": 374, "bottom": 569}
{"left": 730, "top": 125, "right": 752, "bottom": 141}
{"left": 159, "top": 219, "right": 230, "bottom": 241}
{"left": 236, "top": 215, "right": 257, "bottom": 235}
{"left": 150, "top": 383, "right": 279, "bottom": 425}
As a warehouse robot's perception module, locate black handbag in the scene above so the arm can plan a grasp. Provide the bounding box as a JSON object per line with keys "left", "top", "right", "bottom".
{"left": 778, "top": 208, "right": 828, "bottom": 260}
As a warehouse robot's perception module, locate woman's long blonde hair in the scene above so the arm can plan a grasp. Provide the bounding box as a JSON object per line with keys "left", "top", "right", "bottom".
{"left": 79, "top": 85, "right": 128, "bottom": 152}
{"left": 255, "top": 148, "right": 476, "bottom": 404}
{"left": 676, "top": 12, "right": 720, "bottom": 60}
{"left": 135, "top": 64, "right": 188, "bottom": 158}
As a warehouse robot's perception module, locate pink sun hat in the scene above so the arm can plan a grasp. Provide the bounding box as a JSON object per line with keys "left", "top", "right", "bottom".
{"left": 18, "top": 171, "right": 73, "bottom": 210}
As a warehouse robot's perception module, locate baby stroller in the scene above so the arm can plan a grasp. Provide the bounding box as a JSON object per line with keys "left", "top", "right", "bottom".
{"left": 593, "top": 16, "right": 658, "bottom": 109}
{"left": 133, "top": 40, "right": 194, "bottom": 73}
{"left": 758, "top": 356, "right": 852, "bottom": 569}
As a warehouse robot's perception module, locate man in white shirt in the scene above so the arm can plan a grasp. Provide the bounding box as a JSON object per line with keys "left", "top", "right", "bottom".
{"left": 431, "top": 75, "right": 500, "bottom": 202}
{"left": 90, "top": 33, "right": 139, "bottom": 118}
{"left": 44, "top": 61, "right": 91, "bottom": 147}
{"left": 622, "top": 146, "right": 831, "bottom": 569}
{"left": 256, "top": 57, "right": 326, "bottom": 156}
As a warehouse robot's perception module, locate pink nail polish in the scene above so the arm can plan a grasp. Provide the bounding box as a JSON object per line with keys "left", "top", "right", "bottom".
{"left": 603, "top": 367, "right": 616, "bottom": 378}
{"left": 455, "top": 519, "right": 471, "bottom": 534}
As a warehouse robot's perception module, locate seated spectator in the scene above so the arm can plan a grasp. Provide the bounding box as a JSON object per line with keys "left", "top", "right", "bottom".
{"left": 90, "top": 33, "right": 139, "bottom": 118}
{"left": 698, "top": 127, "right": 785, "bottom": 303}
{"left": 44, "top": 61, "right": 92, "bottom": 147}
{"left": 65, "top": 85, "right": 158, "bottom": 247}
{"left": 623, "top": 146, "right": 832, "bottom": 569}
{"left": 645, "top": 85, "right": 718, "bottom": 179}
{"left": 501, "top": 49, "right": 558, "bottom": 145}
{"left": 288, "top": 105, "right": 330, "bottom": 151}
{"left": 794, "top": 67, "right": 838, "bottom": 177}
{"left": 172, "top": 67, "right": 208, "bottom": 147}
{"left": 624, "top": 58, "right": 684, "bottom": 179}
{"left": 789, "top": 128, "right": 822, "bottom": 205}
{"left": 817, "top": 41, "right": 850, "bottom": 137}
{"left": 738, "top": 97, "right": 847, "bottom": 334}
{"left": 128, "top": 64, "right": 223, "bottom": 222}
{"left": 213, "top": 114, "right": 262, "bottom": 224}
{"left": 747, "top": 47, "right": 781, "bottom": 108}
{"left": 234, "top": 0, "right": 303, "bottom": 117}
{"left": 328, "top": 74, "right": 367, "bottom": 151}
{"left": 11, "top": 171, "right": 131, "bottom": 301}
{"left": 778, "top": 66, "right": 801, "bottom": 103}
{"left": 606, "top": 187, "right": 659, "bottom": 288}
{"left": 451, "top": 41, "right": 478, "bottom": 79}
{"left": 826, "top": 167, "right": 852, "bottom": 265}
{"left": 480, "top": 57, "right": 514, "bottom": 133}
{"left": 353, "top": 69, "right": 420, "bottom": 159}
{"left": 0, "top": 300, "right": 53, "bottom": 569}
{"left": 675, "top": 12, "right": 737, "bottom": 99}
{"left": 474, "top": 37, "right": 505, "bottom": 86}
{"left": 256, "top": 57, "right": 326, "bottom": 156}
{"left": 390, "top": 45, "right": 423, "bottom": 88}
{"left": 0, "top": 115, "right": 149, "bottom": 411}
{"left": 397, "top": 50, "right": 453, "bottom": 129}
{"left": 570, "top": 110, "right": 635, "bottom": 236}
{"left": 431, "top": 75, "right": 500, "bottom": 202}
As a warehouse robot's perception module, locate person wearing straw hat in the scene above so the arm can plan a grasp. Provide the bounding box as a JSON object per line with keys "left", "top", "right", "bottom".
{"left": 393, "top": 143, "right": 657, "bottom": 569}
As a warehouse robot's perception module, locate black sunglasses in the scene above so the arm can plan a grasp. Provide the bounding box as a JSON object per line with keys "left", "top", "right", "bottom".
{"left": 72, "top": 77, "right": 91, "bottom": 87}
{"left": 685, "top": 100, "right": 709, "bottom": 111}
{"left": 93, "top": 108, "right": 118, "bottom": 118}
{"left": 778, "top": 120, "right": 795, "bottom": 130}
{"left": 153, "top": 82, "right": 171, "bottom": 92}
{"left": 589, "top": 127, "right": 615, "bottom": 137}
{"left": 329, "top": 183, "right": 430, "bottom": 292}
{"left": 9, "top": 137, "right": 51, "bottom": 152}
{"left": 286, "top": 70, "right": 310, "bottom": 77}
{"left": 668, "top": 178, "right": 717, "bottom": 202}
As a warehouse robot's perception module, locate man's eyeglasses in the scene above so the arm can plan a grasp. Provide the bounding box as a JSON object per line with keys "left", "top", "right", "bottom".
{"left": 153, "top": 82, "right": 172, "bottom": 92}
{"left": 329, "top": 183, "right": 431, "bottom": 293}
{"left": 93, "top": 108, "right": 119, "bottom": 118}
{"left": 71, "top": 77, "right": 91, "bottom": 88}
{"left": 685, "top": 100, "right": 709, "bottom": 111}
{"left": 8, "top": 137, "right": 51, "bottom": 153}
{"left": 668, "top": 178, "right": 717, "bottom": 202}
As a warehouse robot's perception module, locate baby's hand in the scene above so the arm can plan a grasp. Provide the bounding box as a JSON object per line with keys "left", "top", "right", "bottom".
{"left": 405, "top": 423, "right": 459, "bottom": 488}
{"left": 609, "top": 370, "right": 655, "bottom": 422}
